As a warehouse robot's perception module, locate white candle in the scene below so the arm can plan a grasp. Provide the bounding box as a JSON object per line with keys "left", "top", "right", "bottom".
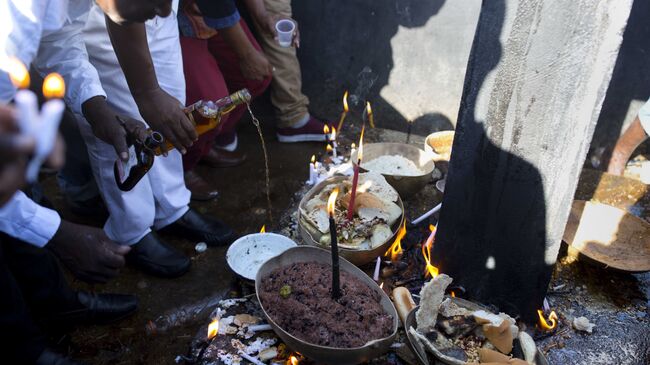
{"left": 331, "top": 128, "right": 338, "bottom": 158}
{"left": 372, "top": 256, "right": 381, "bottom": 281}
{"left": 25, "top": 98, "right": 64, "bottom": 183}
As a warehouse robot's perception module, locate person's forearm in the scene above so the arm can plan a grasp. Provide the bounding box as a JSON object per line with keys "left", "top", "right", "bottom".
{"left": 614, "top": 117, "right": 648, "bottom": 156}
{"left": 104, "top": 16, "right": 159, "bottom": 97}
{"left": 220, "top": 22, "right": 257, "bottom": 58}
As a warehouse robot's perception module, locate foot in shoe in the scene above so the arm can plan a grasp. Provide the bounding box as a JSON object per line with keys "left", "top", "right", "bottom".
{"left": 36, "top": 349, "right": 87, "bottom": 365}
{"left": 201, "top": 147, "right": 247, "bottom": 168}
{"left": 46, "top": 291, "right": 138, "bottom": 326}
{"left": 160, "top": 208, "right": 235, "bottom": 247}
{"left": 126, "top": 232, "right": 190, "bottom": 278}
{"left": 184, "top": 170, "right": 219, "bottom": 201}
{"left": 276, "top": 115, "right": 334, "bottom": 143}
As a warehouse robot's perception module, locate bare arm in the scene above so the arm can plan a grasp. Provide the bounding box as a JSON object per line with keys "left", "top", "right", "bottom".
{"left": 607, "top": 116, "right": 649, "bottom": 175}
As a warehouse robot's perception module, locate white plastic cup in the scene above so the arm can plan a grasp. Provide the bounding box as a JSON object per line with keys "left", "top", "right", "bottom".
{"left": 275, "top": 19, "right": 295, "bottom": 47}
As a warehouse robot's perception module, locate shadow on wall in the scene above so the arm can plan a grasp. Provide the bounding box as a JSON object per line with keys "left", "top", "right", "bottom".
{"left": 590, "top": 0, "right": 650, "bottom": 168}
{"left": 293, "top": 0, "right": 454, "bottom": 135}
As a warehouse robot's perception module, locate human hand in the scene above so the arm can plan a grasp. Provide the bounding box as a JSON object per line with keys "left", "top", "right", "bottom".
{"left": 49, "top": 220, "right": 131, "bottom": 284}
{"left": 82, "top": 96, "right": 150, "bottom": 161}
{"left": 253, "top": 11, "right": 300, "bottom": 48}
{"left": 133, "top": 88, "right": 197, "bottom": 154}
{"left": 240, "top": 49, "right": 273, "bottom": 81}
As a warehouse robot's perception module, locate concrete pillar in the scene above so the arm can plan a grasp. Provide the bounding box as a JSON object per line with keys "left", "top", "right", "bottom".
{"left": 433, "top": 0, "right": 633, "bottom": 322}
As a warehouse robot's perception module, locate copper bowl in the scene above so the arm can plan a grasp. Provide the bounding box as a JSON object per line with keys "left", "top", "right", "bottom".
{"left": 255, "top": 246, "right": 399, "bottom": 365}
{"left": 298, "top": 176, "right": 405, "bottom": 266}
{"left": 424, "top": 130, "right": 455, "bottom": 162}
{"left": 351, "top": 143, "right": 435, "bottom": 198}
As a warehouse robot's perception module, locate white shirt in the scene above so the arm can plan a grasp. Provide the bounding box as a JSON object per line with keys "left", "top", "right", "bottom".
{"left": 0, "top": 0, "right": 104, "bottom": 246}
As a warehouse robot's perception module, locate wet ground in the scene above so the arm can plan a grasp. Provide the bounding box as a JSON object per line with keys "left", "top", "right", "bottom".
{"left": 40, "top": 107, "right": 650, "bottom": 364}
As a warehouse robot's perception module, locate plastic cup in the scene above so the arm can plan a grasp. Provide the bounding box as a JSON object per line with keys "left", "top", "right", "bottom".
{"left": 275, "top": 19, "right": 295, "bottom": 47}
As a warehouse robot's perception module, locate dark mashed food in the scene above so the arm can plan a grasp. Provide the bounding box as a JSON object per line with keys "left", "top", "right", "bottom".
{"left": 259, "top": 261, "right": 393, "bottom": 348}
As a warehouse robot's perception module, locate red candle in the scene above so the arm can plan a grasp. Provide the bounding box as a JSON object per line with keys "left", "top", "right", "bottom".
{"left": 347, "top": 126, "right": 364, "bottom": 220}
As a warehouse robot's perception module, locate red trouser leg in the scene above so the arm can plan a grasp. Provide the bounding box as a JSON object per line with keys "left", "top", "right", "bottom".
{"left": 180, "top": 36, "right": 231, "bottom": 171}
{"left": 207, "top": 19, "right": 272, "bottom": 146}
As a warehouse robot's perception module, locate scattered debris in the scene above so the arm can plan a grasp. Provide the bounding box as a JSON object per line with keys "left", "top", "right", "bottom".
{"left": 572, "top": 316, "right": 596, "bottom": 334}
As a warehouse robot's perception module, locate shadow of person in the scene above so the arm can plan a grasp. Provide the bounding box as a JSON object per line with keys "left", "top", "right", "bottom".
{"left": 431, "top": 0, "right": 550, "bottom": 322}
{"left": 293, "top": 0, "right": 446, "bottom": 133}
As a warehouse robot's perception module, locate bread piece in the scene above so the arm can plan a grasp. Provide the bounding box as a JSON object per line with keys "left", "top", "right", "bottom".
{"left": 479, "top": 348, "right": 512, "bottom": 363}
{"left": 416, "top": 274, "right": 453, "bottom": 333}
{"left": 392, "top": 287, "right": 416, "bottom": 326}
{"left": 483, "top": 320, "right": 513, "bottom": 354}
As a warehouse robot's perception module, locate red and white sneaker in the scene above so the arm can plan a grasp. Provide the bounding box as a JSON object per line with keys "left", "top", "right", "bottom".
{"left": 276, "top": 116, "right": 334, "bottom": 143}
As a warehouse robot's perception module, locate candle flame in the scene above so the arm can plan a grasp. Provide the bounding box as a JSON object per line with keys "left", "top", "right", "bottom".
{"left": 311, "top": 155, "right": 316, "bottom": 165}
{"left": 351, "top": 143, "right": 356, "bottom": 150}
{"left": 288, "top": 355, "right": 299, "bottom": 365}
{"left": 384, "top": 221, "right": 406, "bottom": 261}
{"left": 343, "top": 90, "right": 349, "bottom": 112}
{"left": 260, "top": 225, "right": 266, "bottom": 233}
{"left": 365, "top": 102, "right": 375, "bottom": 128}
{"left": 331, "top": 126, "right": 337, "bottom": 140}
{"left": 379, "top": 282, "right": 384, "bottom": 289}
{"left": 6, "top": 57, "right": 30, "bottom": 89}
{"left": 42, "top": 73, "right": 65, "bottom": 99}
{"left": 357, "top": 126, "right": 365, "bottom": 161}
{"left": 537, "top": 309, "right": 558, "bottom": 330}
{"left": 451, "top": 291, "right": 456, "bottom": 298}
{"left": 207, "top": 318, "right": 219, "bottom": 339}
{"left": 422, "top": 225, "right": 438, "bottom": 278}
{"left": 327, "top": 188, "right": 339, "bottom": 217}
{"left": 323, "top": 125, "right": 330, "bottom": 135}
{"left": 326, "top": 144, "right": 333, "bottom": 153}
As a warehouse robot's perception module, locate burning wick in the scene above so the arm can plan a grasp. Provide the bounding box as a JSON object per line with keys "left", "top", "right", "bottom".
{"left": 365, "top": 102, "right": 375, "bottom": 128}
{"left": 347, "top": 126, "right": 365, "bottom": 221}
{"left": 450, "top": 291, "right": 456, "bottom": 298}
{"left": 327, "top": 188, "right": 342, "bottom": 299}
{"left": 260, "top": 225, "right": 266, "bottom": 233}
{"left": 326, "top": 143, "right": 333, "bottom": 155}
{"left": 42, "top": 73, "right": 66, "bottom": 99}
{"left": 5, "top": 57, "right": 30, "bottom": 89}
{"left": 323, "top": 125, "right": 330, "bottom": 144}
{"left": 336, "top": 90, "right": 349, "bottom": 132}
{"left": 537, "top": 309, "right": 558, "bottom": 331}
{"left": 422, "top": 225, "right": 439, "bottom": 278}
{"left": 207, "top": 318, "right": 219, "bottom": 340}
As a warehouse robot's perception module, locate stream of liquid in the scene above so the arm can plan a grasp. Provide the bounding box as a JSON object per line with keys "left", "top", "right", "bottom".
{"left": 246, "top": 103, "right": 273, "bottom": 224}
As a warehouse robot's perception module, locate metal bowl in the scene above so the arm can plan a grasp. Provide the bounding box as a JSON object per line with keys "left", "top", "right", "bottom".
{"left": 563, "top": 200, "right": 650, "bottom": 272}
{"left": 424, "top": 130, "right": 455, "bottom": 162}
{"left": 255, "top": 246, "right": 399, "bottom": 365}
{"left": 297, "top": 176, "right": 405, "bottom": 266}
{"left": 405, "top": 300, "right": 549, "bottom": 365}
{"left": 351, "top": 143, "right": 435, "bottom": 198}
{"left": 226, "top": 233, "right": 298, "bottom": 280}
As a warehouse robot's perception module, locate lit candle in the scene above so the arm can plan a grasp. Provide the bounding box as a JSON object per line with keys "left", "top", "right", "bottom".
{"left": 365, "top": 102, "right": 375, "bottom": 128}
{"left": 323, "top": 125, "right": 330, "bottom": 144}
{"left": 350, "top": 142, "right": 356, "bottom": 158}
{"left": 307, "top": 155, "right": 316, "bottom": 184}
{"left": 330, "top": 127, "right": 338, "bottom": 158}
{"left": 347, "top": 126, "right": 364, "bottom": 221}
{"left": 336, "top": 90, "right": 349, "bottom": 132}
{"left": 327, "top": 188, "right": 341, "bottom": 299}
{"left": 25, "top": 73, "right": 65, "bottom": 183}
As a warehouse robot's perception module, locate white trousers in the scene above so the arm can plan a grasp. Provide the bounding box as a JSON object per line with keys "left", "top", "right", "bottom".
{"left": 77, "top": 4, "right": 190, "bottom": 245}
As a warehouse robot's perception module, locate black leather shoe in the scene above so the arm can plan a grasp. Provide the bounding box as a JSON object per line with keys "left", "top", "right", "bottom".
{"left": 160, "top": 209, "right": 235, "bottom": 247}
{"left": 36, "top": 349, "right": 87, "bottom": 365}
{"left": 126, "top": 232, "right": 191, "bottom": 278}
{"left": 48, "top": 291, "right": 138, "bottom": 326}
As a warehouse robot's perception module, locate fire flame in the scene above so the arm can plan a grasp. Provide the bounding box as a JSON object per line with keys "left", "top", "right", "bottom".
{"left": 207, "top": 318, "right": 219, "bottom": 339}
{"left": 379, "top": 282, "right": 384, "bottom": 289}
{"left": 385, "top": 221, "right": 406, "bottom": 261}
{"left": 331, "top": 126, "right": 337, "bottom": 140}
{"left": 451, "top": 291, "right": 456, "bottom": 298}
{"left": 537, "top": 309, "right": 558, "bottom": 330}
{"left": 288, "top": 355, "right": 299, "bottom": 365}
{"left": 43, "top": 73, "right": 65, "bottom": 99}
{"left": 6, "top": 57, "right": 30, "bottom": 89}
{"left": 327, "top": 188, "right": 339, "bottom": 217}
{"left": 323, "top": 125, "right": 330, "bottom": 135}
{"left": 357, "top": 126, "right": 365, "bottom": 161}
{"left": 342, "top": 90, "right": 349, "bottom": 112}
{"left": 365, "top": 102, "right": 375, "bottom": 128}
{"left": 310, "top": 155, "right": 316, "bottom": 166}
{"left": 422, "top": 225, "right": 439, "bottom": 278}
{"left": 260, "top": 225, "right": 266, "bottom": 233}
{"left": 351, "top": 143, "right": 356, "bottom": 150}
{"left": 326, "top": 144, "right": 333, "bottom": 153}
